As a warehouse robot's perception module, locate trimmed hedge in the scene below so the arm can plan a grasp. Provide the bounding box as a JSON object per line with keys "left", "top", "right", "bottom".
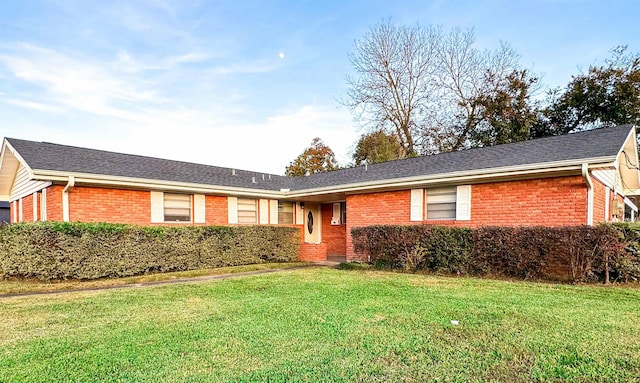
{"left": 352, "top": 224, "right": 640, "bottom": 283}
{"left": 0, "top": 222, "right": 300, "bottom": 281}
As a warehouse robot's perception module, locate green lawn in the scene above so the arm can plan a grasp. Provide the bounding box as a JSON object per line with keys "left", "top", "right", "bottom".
{"left": 0, "top": 262, "right": 305, "bottom": 296}
{"left": 1, "top": 268, "right": 639, "bottom": 382}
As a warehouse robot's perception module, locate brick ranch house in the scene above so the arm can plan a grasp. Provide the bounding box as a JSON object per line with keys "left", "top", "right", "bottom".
{"left": 2, "top": 125, "right": 640, "bottom": 262}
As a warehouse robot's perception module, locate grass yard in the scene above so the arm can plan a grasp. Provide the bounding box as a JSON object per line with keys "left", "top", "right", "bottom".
{"left": 1, "top": 268, "right": 639, "bottom": 382}
{"left": 0, "top": 262, "right": 306, "bottom": 296}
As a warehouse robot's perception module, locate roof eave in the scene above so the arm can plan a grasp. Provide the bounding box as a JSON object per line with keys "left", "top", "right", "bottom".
{"left": 287, "top": 156, "right": 618, "bottom": 197}
{"left": 31, "top": 156, "right": 617, "bottom": 200}
{"left": 31, "top": 170, "right": 286, "bottom": 199}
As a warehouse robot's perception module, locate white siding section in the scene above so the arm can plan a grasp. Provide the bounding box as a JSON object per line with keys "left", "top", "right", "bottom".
{"left": 228, "top": 197, "right": 238, "bottom": 224}
{"left": 194, "top": 194, "right": 206, "bottom": 223}
{"left": 269, "top": 200, "right": 278, "bottom": 224}
{"left": 410, "top": 189, "right": 424, "bottom": 221}
{"left": 592, "top": 169, "right": 623, "bottom": 192}
{"left": 456, "top": 185, "right": 472, "bottom": 221}
{"left": 150, "top": 191, "right": 164, "bottom": 223}
{"left": 12, "top": 201, "right": 17, "bottom": 223}
{"left": 295, "top": 203, "right": 304, "bottom": 225}
{"left": 259, "top": 198, "right": 269, "bottom": 224}
{"left": 10, "top": 164, "right": 50, "bottom": 201}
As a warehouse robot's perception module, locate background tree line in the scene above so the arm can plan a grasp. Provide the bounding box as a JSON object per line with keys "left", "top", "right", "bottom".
{"left": 286, "top": 21, "right": 640, "bottom": 176}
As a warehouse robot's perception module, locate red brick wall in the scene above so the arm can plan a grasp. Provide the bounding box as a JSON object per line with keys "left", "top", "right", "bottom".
{"left": 593, "top": 178, "right": 607, "bottom": 223}
{"left": 299, "top": 242, "right": 328, "bottom": 262}
{"left": 21, "top": 194, "right": 34, "bottom": 222}
{"left": 46, "top": 186, "right": 238, "bottom": 226}
{"left": 46, "top": 185, "right": 64, "bottom": 221}
{"left": 68, "top": 187, "right": 151, "bottom": 224}
{"left": 346, "top": 176, "right": 590, "bottom": 260}
{"left": 321, "top": 203, "right": 346, "bottom": 255}
{"left": 205, "top": 195, "right": 228, "bottom": 225}
{"left": 10, "top": 201, "right": 15, "bottom": 223}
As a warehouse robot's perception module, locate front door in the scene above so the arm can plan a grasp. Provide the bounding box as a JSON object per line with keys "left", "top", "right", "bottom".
{"left": 303, "top": 203, "right": 322, "bottom": 244}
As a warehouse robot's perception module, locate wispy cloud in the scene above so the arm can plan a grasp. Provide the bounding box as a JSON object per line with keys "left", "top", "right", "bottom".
{"left": 5, "top": 99, "right": 64, "bottom": 113}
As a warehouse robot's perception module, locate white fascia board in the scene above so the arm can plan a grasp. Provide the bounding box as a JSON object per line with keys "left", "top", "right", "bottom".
{"left": 287, "top": 157, "right": 617, "bottom": 198}
{"left": 30, "top": 156, "right": 617, "bottom": 200}
{"left": 10, "top": 182, "right": 52, "bottom": 202}
{"left": 1, "top": 140, "right": 34, "bottom": 177}
{"left": 30, "top": 170, "right": 286, "bottom": 199}
{"left": 616, "top": 126, "right": 638, "bottom": 159}
{"left": 624, "top": 197, "right": 638, "bottom": 212}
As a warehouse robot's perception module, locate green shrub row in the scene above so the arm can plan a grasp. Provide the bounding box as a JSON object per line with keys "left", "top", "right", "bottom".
{"left": 0, "top": 222, "right": 300, "bottom": 281}
{"left": 351, "top": 224, "right": 640, "bottom": 283}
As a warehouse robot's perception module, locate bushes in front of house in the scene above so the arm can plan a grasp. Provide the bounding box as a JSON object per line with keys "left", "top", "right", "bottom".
{"left": 0, "top": 222, "right": 300, "bottom": 281}
{"left": 352, "top": 224, "right": 640, "bottom": 283}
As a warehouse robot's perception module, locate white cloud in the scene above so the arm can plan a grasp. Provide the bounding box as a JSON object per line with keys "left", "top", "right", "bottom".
{"left": 0, "top": 44, "right": 357, "bottom": 175}
{"left": 5, "top": 99, "right": 64, "bottom": 113}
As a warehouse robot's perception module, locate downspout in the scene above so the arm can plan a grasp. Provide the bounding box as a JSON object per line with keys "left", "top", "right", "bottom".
{"left": 582, "top": 164, "right": 593, "bottom": 226}
{"left": 62, "top": 175, "right": 75, "bottom": 222}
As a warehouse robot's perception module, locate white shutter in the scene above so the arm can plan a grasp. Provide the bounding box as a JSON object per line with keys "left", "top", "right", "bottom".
{"left": 32, "top": 192, "right": 38, "bottom": 221}
{"left": 331, "top": 203, "right": 341, "bottom": 225}
{"left": 410, "top": 189, "right": 424, "bottom": 222}
{"left": 295, "top": 203, "right": 304, "bottom": 225}
{"left": 259, "top": 199, "right": 269, "bottom": 224}
{"left": 456, "top": 185, "right": 471, "bottom": 221}
{"left": 194, "top": 194, "right": 206, "bottom": 223}
{"left": 269, "top": 200, "right": 278, "bottom": 224}
{"left": 150, "top": 191, "right": 164, "bottom": 223}
{"left": 18, "top": 198, "right": 23, "bottom": 222}
{"left": 228, "top": 197, "right": 238, "bottom": 224}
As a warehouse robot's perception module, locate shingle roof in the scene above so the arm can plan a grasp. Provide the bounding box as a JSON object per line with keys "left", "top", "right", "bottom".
{"left": 6, "top": 138, "right": 292, "bottom": 191}
{"left": 5, "top": 125, "right": 633, "bottom": 193}
{"left": 292, "top": 125, "right": 633, "bottom": 190}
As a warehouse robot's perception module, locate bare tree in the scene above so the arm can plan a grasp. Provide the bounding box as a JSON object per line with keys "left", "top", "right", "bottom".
{"left": 343, "top": 22, "right": 527, "bottom": 156}
{"left": 343, "top": 21, "right": 440, "bottom": 157}
{"left": 432, "top": 30, "right": 521, "bottom": 151}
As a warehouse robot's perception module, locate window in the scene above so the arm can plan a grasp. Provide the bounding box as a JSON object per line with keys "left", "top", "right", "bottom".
{"left": 331, "top": 202, "right": 346, "bottom": 225}
{"left": 164, "top": 193, "right": 191, "bottom": 222}
{"left": 426, "top": 187, "right": 457, "bottom": 220}
{"left": 278, "top": 201, "right": 294, "bottom": 224}
{"left": 237, "top": 198, "right": 258, "bottom": 224}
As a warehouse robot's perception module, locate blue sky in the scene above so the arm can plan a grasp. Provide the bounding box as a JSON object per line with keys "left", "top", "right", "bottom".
{"left": 1, "top": 0, "right": 638, "bottom": 174}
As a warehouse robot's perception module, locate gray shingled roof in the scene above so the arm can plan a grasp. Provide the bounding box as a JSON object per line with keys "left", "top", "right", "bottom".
{"left": 7, "top": 138, "right": 292, "bottom": 191}
{"left": 6, "top": 125, "right": 632, "bottom": 192}
{"left": 292, "top": 125, "right": 633, "bottom": 190}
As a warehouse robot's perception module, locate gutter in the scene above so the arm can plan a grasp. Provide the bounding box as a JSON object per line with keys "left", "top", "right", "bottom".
{"left": 582, "top": 164, "right": 593, "bottom": 226}
{"left": 30, "top": 157, "right": 617, "bottom": 200}
{"left": 62, "top": 175, "right": 75, "bottom": 222}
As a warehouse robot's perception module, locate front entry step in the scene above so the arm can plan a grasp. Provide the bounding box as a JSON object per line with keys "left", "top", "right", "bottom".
{"left": 327, "top": 255, "right": 346, "bottom": 263}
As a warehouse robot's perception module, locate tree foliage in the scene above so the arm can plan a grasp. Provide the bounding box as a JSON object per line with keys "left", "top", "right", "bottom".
{"left": 343, "top": 21, "right": 533, "bottom": 156}
{"left": 470, "top": 69, "right": 541, "bottom": 146}
{"left": 285, "top": 137, "right": 339, "bottom": 177}
{"left": 352, "top": 130, "right": 405, "bottom": 165}
{"left": 541, "top": 46, "right": 640, "bottom": 136}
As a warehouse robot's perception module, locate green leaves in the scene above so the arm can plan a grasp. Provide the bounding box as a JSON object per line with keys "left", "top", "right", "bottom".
{"left": 0, "top": 222, "right": 300, "bottom": 281}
